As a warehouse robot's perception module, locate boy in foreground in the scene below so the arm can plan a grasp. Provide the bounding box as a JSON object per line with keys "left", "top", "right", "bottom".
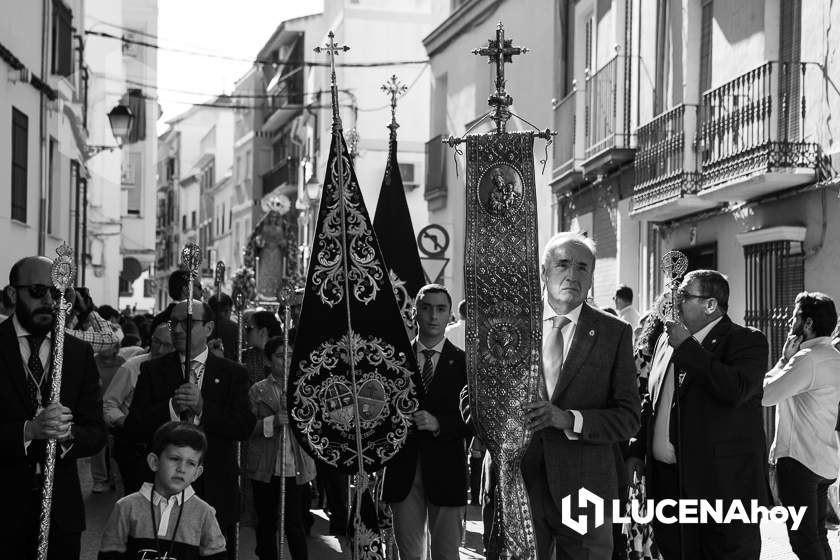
{"left": 99, "top": 422, "right": 227, "bottom": 559}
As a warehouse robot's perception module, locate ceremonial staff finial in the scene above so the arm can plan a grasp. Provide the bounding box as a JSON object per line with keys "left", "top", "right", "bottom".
{"left": 37, "top": 243, "right": 76, "bottom": 560}
{"left": 660, "top": 250, "right": 689, "bottom": 321}
{"left": 472, "top": 21, "right": 529, "bottom": 134}
{"left": 214, "top": 260, "right": 225, "bottom": 296}
{"left": 314, "top": 31, "right": 350, "bottom": 130}
{"left": 180, "top": 242, "right": 202, "bottom": 421}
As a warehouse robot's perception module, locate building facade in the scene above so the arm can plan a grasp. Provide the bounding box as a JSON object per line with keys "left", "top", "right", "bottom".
{"left": 423, "top": 0, "right": 556, "bottom": 302}
{"left": 1, "top": 0, "right": 88, "bottom": 282}
{"left": 85, "top": 0, "right": 159, "bottom": 311}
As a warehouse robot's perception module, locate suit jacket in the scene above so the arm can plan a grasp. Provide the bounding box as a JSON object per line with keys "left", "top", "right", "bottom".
{"left": 522, "top": 303, "right": 641, "bottom": 505}
{"left": 212, "top": 316, "right": 238, "bottom": 361}
{"left": 0, "top": 317, "right": 107, "bottom": 544}
{"left": 383, "top": 339, "right": 471, "bottom": 506}
{"left": 631, "top": 315, "right": 770, "bottom": 504}
{"left": 124, "top": 350, "right": 256, "bottom": 528}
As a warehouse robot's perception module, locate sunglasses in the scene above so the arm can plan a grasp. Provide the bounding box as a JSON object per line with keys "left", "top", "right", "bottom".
{"left": 15, "top": 284, "right": 63, "bottom": 300}
{"left": 168, "top": 318, "right": 210, "bottom": 331}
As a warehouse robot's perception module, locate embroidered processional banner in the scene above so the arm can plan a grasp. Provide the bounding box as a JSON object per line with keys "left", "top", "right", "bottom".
{"left": 465, "top": 131, "right": 542, "bottom": 559}
{"left": 287, "top": 133, "right": 423, "bottom": 475}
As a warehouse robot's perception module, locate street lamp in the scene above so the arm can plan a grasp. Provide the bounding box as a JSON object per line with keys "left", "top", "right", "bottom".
{"left": 78, "top": 102, "right": 136, "bottom": 283}
{"left": 84, "top": 103, "right": 135, "bottom": 158}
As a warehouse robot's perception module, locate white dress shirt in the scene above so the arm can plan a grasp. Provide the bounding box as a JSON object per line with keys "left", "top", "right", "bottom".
{"left": 763, "top": 336, "right": 840, "bottom": 479}
{"left": 168, "top": 347, "right": 209, "bottom": 423}
{"left": 414, "top": 337, "right": 446, "bottom": 373}
{"left": 651, "top": 316, "right": 722, "bottom": 463}
{"left": 542, "top": 300, "right": 584, "bottom": 437}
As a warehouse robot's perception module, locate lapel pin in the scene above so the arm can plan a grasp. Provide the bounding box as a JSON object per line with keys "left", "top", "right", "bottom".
{"left": 711, "top": 339, "right": 717, "bottom": 345}
{"left": 214, "top": 378, "right": 220, "bottom": 384}
{"left": 589, "top": 330, "right": 595, "bottom": 336}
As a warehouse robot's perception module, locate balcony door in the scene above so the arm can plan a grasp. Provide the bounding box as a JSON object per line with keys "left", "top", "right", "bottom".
{"left": 779, "top": 0, "right": 802, "bottom": 142}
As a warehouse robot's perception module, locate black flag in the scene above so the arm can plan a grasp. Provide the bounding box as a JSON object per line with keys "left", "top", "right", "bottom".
{"left": 373, "top": 137, "right": 426, "bottom": 331}
{"left": 287, "top": 132, "right": 423, "bottom": 474}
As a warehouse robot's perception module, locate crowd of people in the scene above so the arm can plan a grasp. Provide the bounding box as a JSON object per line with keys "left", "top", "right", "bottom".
{"left": 2, "top": 232, "right": 840, "bottom": 559}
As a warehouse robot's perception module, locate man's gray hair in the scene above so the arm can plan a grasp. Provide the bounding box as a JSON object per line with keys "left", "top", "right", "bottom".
{"left": 542, "top": 231, "right": 597, "bottom": 266}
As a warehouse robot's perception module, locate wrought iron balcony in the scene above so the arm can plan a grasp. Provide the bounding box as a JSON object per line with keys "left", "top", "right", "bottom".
{"left": 696, "top": 61, "right": 820, "bottom": 201}
{"left": 582, "top": 55, "right": 635, "bottom": 174}
{"left": 550, "top": 88, "right": 586, "bottom": 192}
{"left": 631, "top": 104, "right": 717, "bottom": 220}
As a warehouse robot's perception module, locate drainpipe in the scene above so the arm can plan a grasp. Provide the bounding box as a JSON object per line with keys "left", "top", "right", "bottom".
{"left": 38, "top": 0, "right": 49, "bottom": 255}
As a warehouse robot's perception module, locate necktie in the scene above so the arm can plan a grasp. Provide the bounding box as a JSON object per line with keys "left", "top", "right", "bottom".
{"left": 190, "top": 360, "right": 205, "bottom": 386}
{"left": 543, "top": 316, "right": 571, "bottom": 399}
{"left": 26, "top": 336, "right": 47, "bottom": 412}
{"left": 421, "top": 349, "right": 436, "bottom": 392}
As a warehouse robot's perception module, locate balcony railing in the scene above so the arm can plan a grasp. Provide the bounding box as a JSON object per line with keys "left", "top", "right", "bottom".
{"left": 697, "top": 61, "right": 820, "bottom": 193}
{"left": 632, "top": 104, "right": 696, "bottom": 210}
{"left": 584, "top": 55, "right": 633, "bottom": 161}
{"left": 552, "top": 89, "right": 577, "bottom": 177}
{"left": 261, "top": 156, "right": 299, "bottom": 197}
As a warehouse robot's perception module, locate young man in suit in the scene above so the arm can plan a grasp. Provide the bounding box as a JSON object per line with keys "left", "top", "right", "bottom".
{"left": 629, "top": 269, "right": 770, "bottom": 560}
{"left": 522, "top": 232, "right": 640, "bottom": 560}
{"left": 0, "top": 256, "right": 107, "bottom": 559}
{"left": 383, "top": 284, "right": 471, "bottom": 560}
{"left": 124, "top": 299, "right": 256, "bottom": 558}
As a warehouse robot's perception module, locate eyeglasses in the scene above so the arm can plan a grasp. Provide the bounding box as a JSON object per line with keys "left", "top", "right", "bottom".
{"left": 15, "top": 284, "right": 62, "bottom": 300}
{"left": 168, "top": 318, "right": 209, "bottom": 331}
{"left": 678, "top": 290, "right": 711, "bottom": 301}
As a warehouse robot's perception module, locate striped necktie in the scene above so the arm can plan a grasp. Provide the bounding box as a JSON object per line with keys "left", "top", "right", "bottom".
{"left": 421, "top": 349, "right": 436, "bottom": 392}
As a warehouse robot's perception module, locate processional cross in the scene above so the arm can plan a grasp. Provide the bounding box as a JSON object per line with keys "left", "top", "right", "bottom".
{"left": 381, "top": 74, "right": 407, "bottom": 138}
{"left": 472, "top": 21, "right": 529, "bottom": 133}
{"left": 314, "top": 31, "right": 350, "bottom": 130}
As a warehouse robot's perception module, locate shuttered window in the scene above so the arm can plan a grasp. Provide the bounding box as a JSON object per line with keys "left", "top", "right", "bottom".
{"left": 11, "top": 108, "right": 28, "bottom": 223}
{"left": 52, "top": 0, "right": 73, "bottom": 77}
{"left": 699, "top": 0, "right": 713, "bottom": 95}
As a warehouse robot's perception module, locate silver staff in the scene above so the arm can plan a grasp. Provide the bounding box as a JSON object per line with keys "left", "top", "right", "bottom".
{"left": 37, "top": 243, "right": 76, "bottom": 560}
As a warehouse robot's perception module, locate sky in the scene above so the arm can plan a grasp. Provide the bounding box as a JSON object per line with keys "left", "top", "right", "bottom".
{"left": 156, "top": 0, "right": 323, "bottom": 133}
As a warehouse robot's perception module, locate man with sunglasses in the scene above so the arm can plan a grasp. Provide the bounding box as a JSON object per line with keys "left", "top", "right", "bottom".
{"left": 0, "top": 256, "right": 107, "bottom": 559}
{"left": 629, "top": 269, "right": 770, "bottom": 560}
{"left": 124, "top": 298, "right": 255, "bottom": 558}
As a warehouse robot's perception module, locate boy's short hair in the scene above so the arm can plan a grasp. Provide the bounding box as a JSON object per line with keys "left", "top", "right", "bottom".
{"left": 151, "top": 421, "right": 208, "bottom": 461}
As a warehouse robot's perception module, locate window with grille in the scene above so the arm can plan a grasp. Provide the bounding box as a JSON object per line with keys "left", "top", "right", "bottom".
{"left": 11, "top": 108, "right": 28, "bottom": 223}
{"left": 52, "top": 0, "right": 73, "bottom": 77}
{"left": 779, "top": 0, "right": 802, "bottom": 141}
{"left": 743, "top": 238, "right": 804, "bottom": 450}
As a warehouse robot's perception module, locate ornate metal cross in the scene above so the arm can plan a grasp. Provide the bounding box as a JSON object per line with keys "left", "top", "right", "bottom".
{"left": 314, "top": 31, "right": 350, "bottom": 128}
{"left": 472, "top": 21, "right": 529, "bottom": 133}
{"left": 381, "top": 74, "right": 407, "bottom": 138}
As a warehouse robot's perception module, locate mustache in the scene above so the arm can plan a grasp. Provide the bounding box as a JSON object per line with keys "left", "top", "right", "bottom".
{"left": 32, "top": 307, "right": 56, "bottom": 315}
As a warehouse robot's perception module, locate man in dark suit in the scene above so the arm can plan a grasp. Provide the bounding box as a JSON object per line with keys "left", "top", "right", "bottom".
{"left": 628, "top": 269, "right": 769, "bottom": 559}
{"left": 383, "top": 284, "right": 471, "bottom": 560}
{"left": 124, "top": 299, "right": 255, "bottom": 557}
{"left": 522, "top": 232, "right": 640, "bottom": 559}
{"left": 0, "top": 256, "right": 107, "bottom": 559}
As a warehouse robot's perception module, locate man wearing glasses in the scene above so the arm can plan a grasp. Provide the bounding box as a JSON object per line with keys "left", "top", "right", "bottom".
{"left": 103, "top": 311, "right": 175, "bottom": 494}
{"left": 124, "top": 299, "right": 255, "bottom": 558}
{"left": 629, "top": 269, "right": 770, "bottom": 560}
{"left": 0, "top": 256, "right": 107, "bottom": 559}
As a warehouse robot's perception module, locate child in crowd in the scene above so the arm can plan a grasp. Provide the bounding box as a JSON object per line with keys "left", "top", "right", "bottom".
{"left": 99, "top": 421, "right": 227, "bottom": 559}
{"left": 245, "top": 334, "right": 316, "bottom": 560}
